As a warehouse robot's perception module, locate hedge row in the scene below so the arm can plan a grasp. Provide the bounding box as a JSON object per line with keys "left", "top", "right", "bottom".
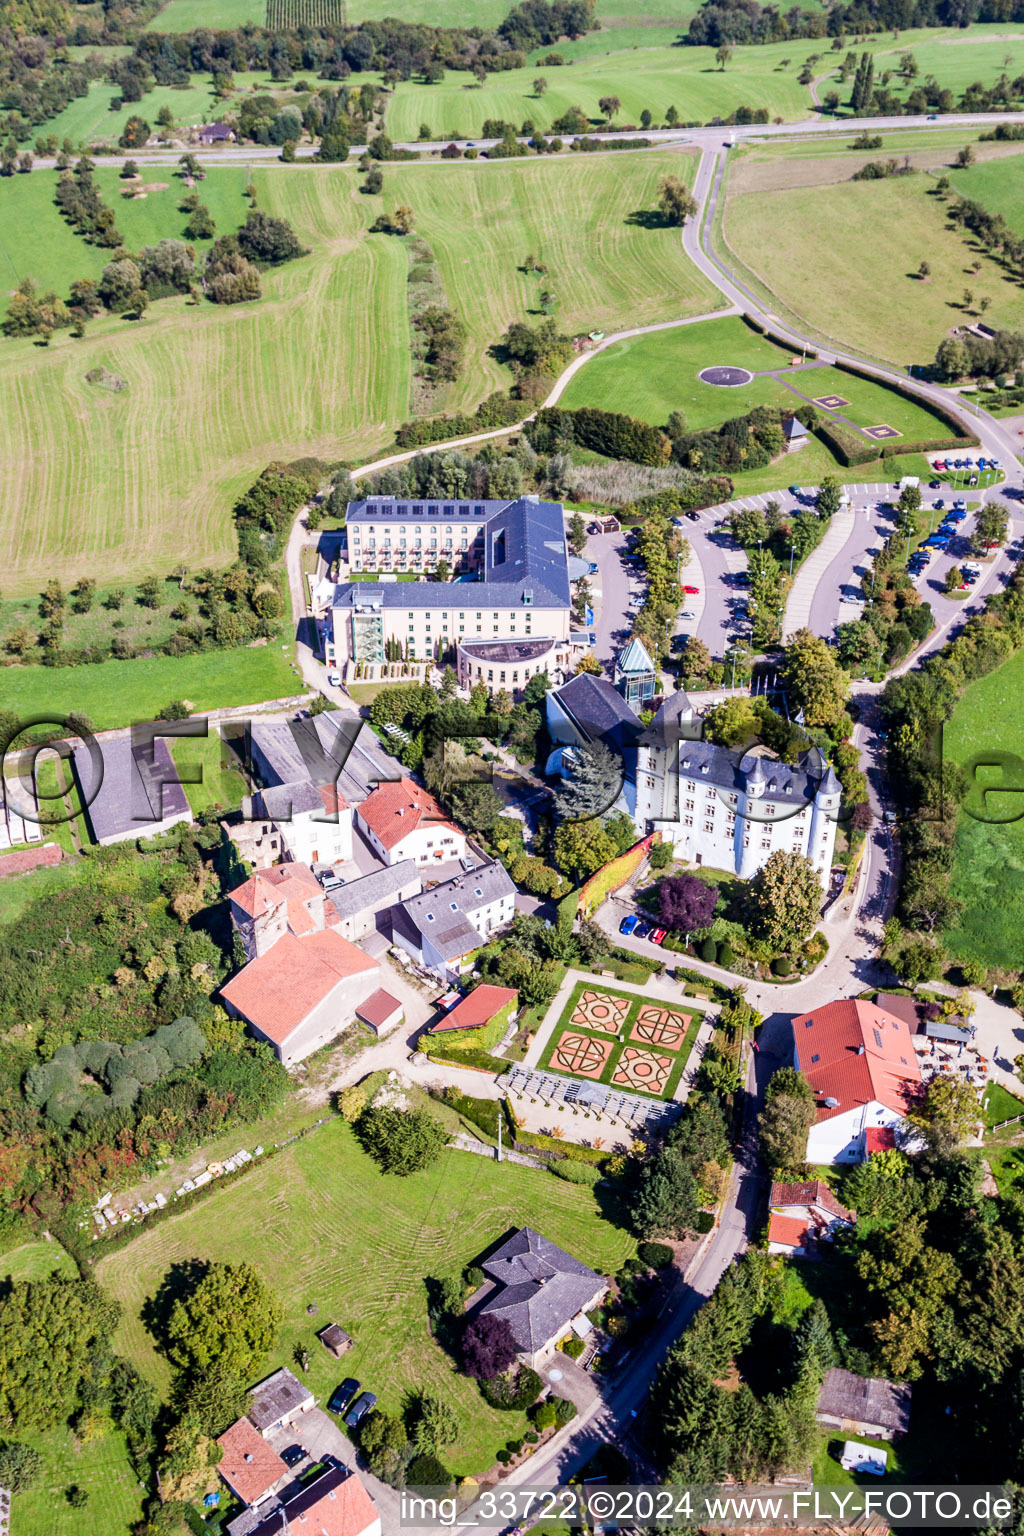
{"left": 533, "top": 405, "right": 670, "bottom": 466}
{"left": 814, "top": 415, "right": 973, "bottom": 469}
{"left": 572, "top": 136, "right": 653, "bottom": 152}
{"left": 393, "top": 391, "right": 522, "bottom": 448}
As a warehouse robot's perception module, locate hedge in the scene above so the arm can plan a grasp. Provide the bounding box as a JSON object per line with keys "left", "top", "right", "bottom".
{"left": 393, "top": 391, "right": 522, "bottom": 448}
{"left": 512, "top": 1128, "right": 609, "bottom": 1163}
{"left": 480, "top": 1367, "right": 542, "bottom": 1411}
{"left": 694, "top": 1211, "right": 715, "bottom": 1234}
{"left": 549, "top": 1160, "right": 603, "bottom": 1185}
{"left": 638, "top": 1240, "right": 674, "bottom": 1268}
{"left": 572, "top": 135, "right": 653, "bottom": 151}
{"left": 533, "top": 405, "right": 670, "bottom": 466}
{"left": 816, "top": 415, "right": 974, "bottom": 468}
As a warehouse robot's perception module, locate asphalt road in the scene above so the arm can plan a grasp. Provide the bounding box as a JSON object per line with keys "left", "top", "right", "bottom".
{"left": 585, "top": 528, "right": 634, "bottom": 669}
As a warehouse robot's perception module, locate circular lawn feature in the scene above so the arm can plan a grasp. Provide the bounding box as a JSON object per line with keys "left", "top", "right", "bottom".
{"left": 698, "top": 365, "right": 755, "bottom": 387}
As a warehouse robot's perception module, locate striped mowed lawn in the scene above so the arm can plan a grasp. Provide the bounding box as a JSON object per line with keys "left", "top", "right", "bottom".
{"left": 13, "top": 1425, "right": 145, "bottom": 1536}
{"left": 0, "top": 152, "right": 719, "bottom": 594}
{"left": 96, "top": 1118, "right": 633, "bottom": 1473}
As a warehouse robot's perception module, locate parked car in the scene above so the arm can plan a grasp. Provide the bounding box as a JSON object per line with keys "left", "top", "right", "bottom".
{"left": 933, "top": 499, "right": 945, "bottom": 510}
{"left": 460, "top": 856, "right": 475, "bottom": 872}
{"left": 620, "top": 914, "right": 640, "bottom": 936}
{"left": 934, "top": 460, "right": 947, "bottom": 471}
{"left": 788, "top": 484, "right": 801, "bottom": 495}
{"left": 281, "top": 1445, "right": 306, "bottom": 1469}
{"left": 679, "top": 610, "right": 696, "bottom": 620}
{"left": 683, "top": 584, "right": 700, "bottom": 595}
{"left": 650, "top": 928, "right": 668, "bottom": 945}
{"left": 635, "top": 920, "right": 653, "bottom": 940}
{"left": 686, "top": 510, "right": 701, "bottom": 521}
{"left": 328, "top": 1379, "right": 360, "bottom": 1416}
{"left": 327, "top": 671, "right": 341, "bottom": 687}
{"left": 345, "top": 1392, "right": 377, "bottom": 1430}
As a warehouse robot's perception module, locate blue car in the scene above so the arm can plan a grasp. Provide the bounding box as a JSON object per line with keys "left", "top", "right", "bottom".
{"left": 635, "top": 920, "right": 653, "bottom": 940}
{"left": 620, "top": 914, "right": 640, "bottom": 937}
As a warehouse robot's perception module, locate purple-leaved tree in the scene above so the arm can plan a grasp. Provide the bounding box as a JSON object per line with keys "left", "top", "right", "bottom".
{"left": 461, "top": 1314, "right": 519, "bottom": 1380}
{"left": 657, "top": 873, "right": 718, "bottom": 933}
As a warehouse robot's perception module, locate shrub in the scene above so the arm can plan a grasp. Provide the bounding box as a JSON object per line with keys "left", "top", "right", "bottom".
{"left": 555, "top": 1397, "right": 577, "bottom": 1425}
{"left": 495, "top": 1449, "right": 512, "bottom": 1464}
{"left": 531, "top": 1400, "right": 557, "bottom": 1429}
{"left": 549, "top": 1160, "right": 602, "bottom": 1185}
{"left": 525, "top": 1431, "right": 539, "bottom": 1444}
{"left": 506, "top": 1438, "right": 524, "bottom": 1454}
{"left": 637, "top": 1241, "right": 673, "bottom": 1269}
{"left": 717, "top": 942, "right": 735, "bottom": 968}
{"left": 562, "top": 1335, "right": 585, "bottom": 1359}
{"left": 479, "top": 1367, "right": 542, "bottom": 1411}
{"left": 772, "top": 956, "right": 794, "bottom": 976}
{"left": 463, "top": 1265, "right": 485, "bottom": 1290}
{"left": 407, "top": 1452, "right": 452, "bottom": 1486}
{"left": 694, "top": 1211, "right": 715, "bottom": 1233}
{"left": 700, "top": 936, "right": 717, "bottom": 963}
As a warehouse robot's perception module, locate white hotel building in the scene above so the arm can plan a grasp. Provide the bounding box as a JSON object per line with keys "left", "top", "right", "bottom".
{"left": 329, "top": 495, "right": 586, "bottom": 689}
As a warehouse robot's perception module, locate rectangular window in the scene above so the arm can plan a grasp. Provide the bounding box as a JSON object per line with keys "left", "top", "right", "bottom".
{"left": 703, "top": 820, "right": 714, "bottom": 833}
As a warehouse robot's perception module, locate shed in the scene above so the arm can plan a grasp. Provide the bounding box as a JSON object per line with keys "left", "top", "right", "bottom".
{"left": 355, "top": 988, "right": 404, "bottom": 1036}
{"left": 248, "top": 1367, "right": 314, "bottom": 1437}
{"left": 783, "top": 416, "right": 808, "bottom": 447}
{"left": 816, "top": 1368, "right": 911, "bottom": 1440}
{"left": 316, "top": 1322, "right": 353, "bottom": 1359}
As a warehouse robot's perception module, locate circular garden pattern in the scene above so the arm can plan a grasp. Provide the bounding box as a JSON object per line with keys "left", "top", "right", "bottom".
{"left": 631, "top": 1005, "right": 692, "bottom": 1050}
{"left": 570, "top": 988, "right": 629, "bottom": 1035}
{"left": 612, "top": 1047, "right": 673, "bottom": 1094}
{"left": 551, "top": 1031, "right": 613, "bottom": 1079}
{"left": 698, "top": 365, "right": 755, "bottom": 387}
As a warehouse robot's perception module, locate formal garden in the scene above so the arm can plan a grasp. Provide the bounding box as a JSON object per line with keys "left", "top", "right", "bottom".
{"left": 537, "top": 981, "right": 702, "bottom": 1100}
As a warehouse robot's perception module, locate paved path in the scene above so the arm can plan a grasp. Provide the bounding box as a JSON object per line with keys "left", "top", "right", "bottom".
{"left": 784, "top": 507, "right": 855, "bottom": 635}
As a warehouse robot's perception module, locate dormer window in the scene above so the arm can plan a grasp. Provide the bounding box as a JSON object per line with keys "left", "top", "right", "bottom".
{"left": 700, "top": 763, "right": 709, "bottom": 774}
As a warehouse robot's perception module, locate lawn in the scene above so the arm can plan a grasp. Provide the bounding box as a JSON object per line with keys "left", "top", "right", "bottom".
{"left": 35, "top": 78, "right": 223, "bottom": 147}
{"left": 0, "top": 858, "right": 82, "bottom": 924}
{"left": 722, "top": 151, "right": 1024, "bottom": 369}
{"left": 0, "top": 641, "right": 301, "bottom": 733}
{"left": 982, "top": 1080, "right": 1024, "bottom": 1128}
{"left": 536, "top": 979, "right": 698, "bottom": 1099}
{"left": 12, "top": 1424, "right": 145, "bottom": 1536}
{"left": 941, "top": 644, "right": 1024, "bottom": 969}
{"left": 95, "top": 1117, "right": 633, "bottom": 1474}
{"left": 380, "top": 41, "right": 814, "bottom": 142}
{"left": 147, "top": 0, "right": 267, "bottom": 29}
{"left": 0, "top": 1238, "right": 78, "bottom": 1281}
{"left": 169, "top": 726, "right": 248, "bottom": 817}
{"left": 0, "top": 152, "right": 720, "bottom": 594}
{"left": 950, "top": 149, "right": 1024, "bottom": 236}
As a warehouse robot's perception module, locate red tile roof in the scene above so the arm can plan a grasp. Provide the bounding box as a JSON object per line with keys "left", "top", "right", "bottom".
{"left": 230, "top": 863, "right": 321, "bottom": 918}
{"left": 216, "top": 1417, "right": 286, "bottom": 1506}
{"left": 793, "top": 998, "right": 923, "bottom": 1122}
{"left": 864, "top": 1126, "right": 897, "bottom": 1154}
{"left": 301, "top": 1471, "right": 379, "bottom": 1536}
{"left": 220, "top": 930, "right": 377, "bottom": 1045}
{"left": 768, "top": 1213, "right": 812, "bottom": 1249}
{"left": 319, "top": 784, "right": 349, "bottom": 816}
{"left": 356, "top": 776, "right": 458, "bottom": 851}
{"left": 432, "top": 984, "right": 519, "bottom": 1032}
{"left": 0, "top": 842, "right": 62, "bottom": 879}
{"left": 355, "top": 988, "right": 403, "bottom": 1028}
{"left": 769, "top": 1180, "right": 855, "bottom": 1224}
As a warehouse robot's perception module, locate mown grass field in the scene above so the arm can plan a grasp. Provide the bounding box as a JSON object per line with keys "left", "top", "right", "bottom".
{"left": 145, "top": 0, "right": 727, "bottom": 31}
{"left": 950, "top": 148, "right": 1024, "bottom": 235}
{"left": 14, "top": 1425, "right": 145, "bottom": 1536}
{"left": 169, "top": 727, "right": 248, "bottom": 816}
{"left": 381, "top": 41, "right": 814, "bottom": 141}
{"left": 723, "top": 153, "right": 1024, "bottom": 368}
{"left": 942, "top": 645, "right": 1024, "bottom": 970}
{"left": 34, "top": 79, "right": 224, "bottom": 148}
{"left": 0, "top": 151, "right": 717, "bottom": 593}
{"left": 0, "top": 1238, "right": 78, "bottom": 1281}
{"left": 0, "top": 641, "right": 300, "bottom": 731}
{"left": 96, "top": 1118, "right": 633, "bottom": 1474}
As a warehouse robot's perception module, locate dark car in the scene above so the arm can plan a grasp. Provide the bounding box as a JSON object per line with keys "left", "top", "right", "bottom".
{"left": 345, "top": 1392, "right": 378, "bottom": 1430}
{"left": 281, "top": 1444, "right": 305, "bottom": 1468}
{"left": 328, "top": 1379, "right": 360, "bottom": 1415}
{"left": 686, "top": 510, "right": 701, "bottom": 521}
{"left": 933, "top": 499, "right": 944, "bottom": 510}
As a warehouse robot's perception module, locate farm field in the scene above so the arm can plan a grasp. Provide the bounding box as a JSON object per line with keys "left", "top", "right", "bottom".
{"left": 0, "top": 640, "right": 299, "bottom": 733}
{"left": 722, "top": 156, "right": 1024, "bottom": 368}
{"left": 950, "top": 149, "right": 1024, "bottom": 235}
{"left": 941, "top": 644, "right": 1024, "bottom": 970}
{"left": 146, "top": 0, "right": 730, "bottom": 32}
{"left": 0, "top": 152, "right": 718, "bottom": 593}
{"left": 95, "top": 1117, "right": 633, "bottom": 1473}
{"left": 380, "top": 42, "right": 815, "bottom": 141}
{"left": 34, "top": 78, "right": 222, "bottom": 148}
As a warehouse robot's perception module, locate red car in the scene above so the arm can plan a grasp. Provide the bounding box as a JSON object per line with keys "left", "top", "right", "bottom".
{"left": 934, "top": 460, "right": 947, "bottom": 471}
{"left": 650, "top": 928, "right": 668, "bottom": 945}
{"left": 683, "top": 584, "right": 700, "bottom": 595}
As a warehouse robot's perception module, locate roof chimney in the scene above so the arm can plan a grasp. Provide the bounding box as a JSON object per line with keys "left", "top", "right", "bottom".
{"left": 244, "top": 1453, "right": 254, "bottom": 1463}
{"left": 824, "top": 1097, "right": 840, "bottom": 1108}
{"left": 856, "top": 1044, "right": 866, "bottom": 1056}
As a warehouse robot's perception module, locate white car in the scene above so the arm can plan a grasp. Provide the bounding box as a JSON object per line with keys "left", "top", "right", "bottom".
{"left": 679, "top": 610, "right": 696, "bottom": 620}
{"left": 327, "top": 671, "right": 341, "bottom": 686}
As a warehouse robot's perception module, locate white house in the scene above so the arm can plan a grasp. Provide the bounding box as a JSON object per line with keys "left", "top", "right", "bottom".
{"left": 355, "top": 776, "right": 466, "bottom": 868}
{"left": 635, "top": 691, "right": 841, "bottom": 880}
{"left": 249, "top": 781, "right": 353, "bottom": 868}
{"left": 767, "top": 1179, "right": 856, "bottom": 1257}
{"left": 791, "top": 998, "right": 924, "bottom": 1164}
{"left": 391, "top": 861, "right": 516, "bottom": 982}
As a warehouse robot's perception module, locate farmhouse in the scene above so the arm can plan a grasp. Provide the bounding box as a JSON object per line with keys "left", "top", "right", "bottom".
{"left": 241, "top": 781, "right": 353, "bottom": 869}
{"left": 392, "top": 862, "right": 516, "bottom": 982}
{"left": 227, "top": 1464, "right": 380, "bottom": 1536}
{"left": 329, "top": 496, "right": 577, "bottom": 687}
{"left": 816, "top": 1367, "right": 912, "bottom": 1440}
{"left": 767, "top": 1180, "right": 856, "bottom": 1257}
{"left": 220, "top": 929, "right": 380, "bottom": 1068}
{"left": 474, "top": 1227, "right": 607, "bottom": 1369}
{"left": 228, "top": 863, "right": 333, "bottom": 961}
{"left": 216, "top": 1418, "right": 288, "bottom": 1508}
{"left": 791, "top": 998, "right": 924, "bottom": 1164}
{"left": 356, "top": 776, "right": 466, "bottom": 868}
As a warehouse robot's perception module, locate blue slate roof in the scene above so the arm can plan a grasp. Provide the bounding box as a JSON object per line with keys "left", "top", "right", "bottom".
{"left": 336, "top": 496, "right": 571, "bottom": 612}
